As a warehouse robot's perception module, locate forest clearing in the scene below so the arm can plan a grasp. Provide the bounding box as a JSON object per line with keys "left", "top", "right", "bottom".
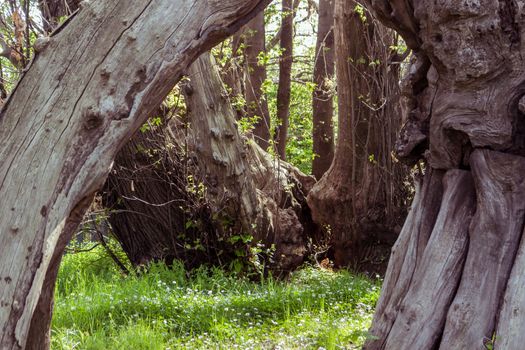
{"left": 1, "top": 0, "right": 525, "bottom": 349}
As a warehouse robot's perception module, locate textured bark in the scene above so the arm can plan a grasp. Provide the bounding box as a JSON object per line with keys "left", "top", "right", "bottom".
{"left": 244, "top": 11, "right": 271, "bottom": 150}
{"left": 185, "top": 53, "right": 315, "bottom": 273}
{"left": 311, "top": 0, "right": 335, "bottom": 179}
{"left": 275, "top": 0, "right": 294, "bottom": 160}
{"left": 441, "top": 150, "right": 525, "bottom": 349}
{"left": 0, "top": 0, "right": 270, "bottom": 348}
{"left": 384, "top": 170, "right": 475, "bottom": 349}
{"left": 496, "top": 226, "right": 525, "bottom": 349}
{"left": 184, "top": 53, "right": 259, "bottom": 234}
{"left": 364, "top": 0, "right": 525, "bottom": 347}
{"left": 307, "top": 0, "right": 406, "bottom": 268}
{"left": 366, "top": 169, "right": 444, "bottom": 349}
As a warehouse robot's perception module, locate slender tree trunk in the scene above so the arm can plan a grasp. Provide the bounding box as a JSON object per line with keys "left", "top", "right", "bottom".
{"left": 307, "top": 0, "right": 405, "bottom": 268}
{"left": 364, "top": 0, "right": 525, "bottom": 348}
{"left": 311, "top": 0, "right": 335, "bottom": 179}
{"left": 0, "top": 1, "right": 270, "bottom": 348}
{"left": 244, "top": 11, "right": 271, "bottom": 150}
{"left": 275, "top": 0, "right": 295, "bottom": 160}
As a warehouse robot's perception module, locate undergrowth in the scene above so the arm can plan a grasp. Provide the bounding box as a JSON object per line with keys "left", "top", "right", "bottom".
{"left": 51, "top": 245, "right": 380, "bottom": 349}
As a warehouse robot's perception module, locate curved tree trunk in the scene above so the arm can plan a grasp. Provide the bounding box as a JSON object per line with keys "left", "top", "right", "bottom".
{"left": 244, "top": 11, "right": 272, "bottom": 150}
{"left": 307, "top": 0, "right": 406, "bottom": 268}
{"left": 0, "top": 1, "right": 270, "bottom": 348}
{"left": 275, "top": 0, "right": 295, "bottom": 160}
{"left": 184, "top": 53, "right": 260, "bottom": 237}
{"left": 311, "top": 0, "right": 335, "bottom": 179}
{"left": 364, "top": 0, "right": 525, "bottom": 348}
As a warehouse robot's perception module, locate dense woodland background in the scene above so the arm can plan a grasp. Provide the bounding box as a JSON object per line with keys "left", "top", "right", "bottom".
{"left": 2, "top": 0, "right": 525, "bottom": 349}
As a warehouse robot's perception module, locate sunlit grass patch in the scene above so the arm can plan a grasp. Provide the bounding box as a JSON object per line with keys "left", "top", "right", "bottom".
{"left": 52, "top": 247, "right": 380, "bottom": 349}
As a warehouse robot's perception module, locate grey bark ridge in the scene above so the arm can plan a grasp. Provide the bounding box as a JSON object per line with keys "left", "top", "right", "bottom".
{"left": 441, "top": 150, "right": 525, "bottom": 349}
{"left": 365, "top": 169, "right": 444, "bottom": 349}
{"left": 385, "top": 169, "right": 476, "bottom": 349}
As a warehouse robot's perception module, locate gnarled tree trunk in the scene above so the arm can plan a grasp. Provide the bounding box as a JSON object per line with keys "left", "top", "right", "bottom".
{"left": 184, "top": 53, "right": 316, "bottom": 273}
{"left": 0, "top": 1, "right": 270, "bottom": 348}
{"left": 184, "top": 52, "right": 315, "bottom": 273}
{"left": 364, "top": 0, "right": 525, "bottom": 348}
{"left": 307, "top": 0, "right": 406, "bottom": 269}
{"left": 105, "top": 52, "right": 314, "bottom": 274}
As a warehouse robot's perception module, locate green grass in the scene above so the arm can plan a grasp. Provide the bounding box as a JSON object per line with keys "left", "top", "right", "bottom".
{"left": 51, "top": 246, "right": 380, "bottom": 349}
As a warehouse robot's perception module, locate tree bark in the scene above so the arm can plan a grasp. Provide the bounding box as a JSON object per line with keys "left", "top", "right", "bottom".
{"left": 0, "top": 1, "right": 270, "bottom": 348}
{"left": 275, "top": 0, "right": 295, "bottom": 160}
{"left": 384, "top": 169, "right": 476, "bottom": 349}
{"left": 440, "top": 151, "right": 525, "bottom": 349}
{"left": 365, "top": 169, "right": 444, "bottom": 349}
{"left": 311, "top": 0, "right": 335, "bottom": 179}
{"left": 307, "top": 0, "right": 406, "bottom": 268}
{"left": 364, "top": 0, "right": 525, "bottom": 347}
{"left": 184, "top": 53, "right": 315, "bottom": 273}
{"left": 184, "top": 53, "right": 260, "bottom": 237}
{"left": 244, "top": 11, "right": 271, "bottom": 150}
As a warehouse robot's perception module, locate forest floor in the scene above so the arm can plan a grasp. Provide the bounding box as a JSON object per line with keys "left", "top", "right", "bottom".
{"left": 51, "top": 245, "right": 380, "bottom": 350}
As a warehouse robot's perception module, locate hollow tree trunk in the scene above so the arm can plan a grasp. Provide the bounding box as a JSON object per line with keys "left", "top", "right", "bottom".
{"left": 364, "top": 0, "right": 525, "bottom": 348}
{"left": 0, "top": 1, "right": 270, "bottom": 348}
{"left": 275, "top": 0, "right": 295, "bottom": 160}
{"left": 307, "top": 0, "right": 406, "bottom": 268}
{"left": 311, "top": 0, "right": 335, "bottom": 179}
{"left": 244, "top": 11, "right": 272, "bottom": 150}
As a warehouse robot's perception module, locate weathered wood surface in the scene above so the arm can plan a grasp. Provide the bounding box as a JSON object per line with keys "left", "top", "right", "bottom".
{"left": 185, "top": 52, "right": 314, "bottom": 273}
{"left": 384, "top": 170, "right": 475, "bottom": 349}
{"left": 185, "top": 53, "right": 259, "bottom": 233}
{"left": 364, "top": 169, "right": 444, "bottom": 350}
{"left": 363, "top": 0, "right": 525, "bottom": 346}
{"left": 496, "top": 225, "right": 525, "bottom": 349}
{"left": 441, "top": 150, "right": 525, "bottom": 349}
{"left": 0, "top": 0, "right": 270, "bottom": 348}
